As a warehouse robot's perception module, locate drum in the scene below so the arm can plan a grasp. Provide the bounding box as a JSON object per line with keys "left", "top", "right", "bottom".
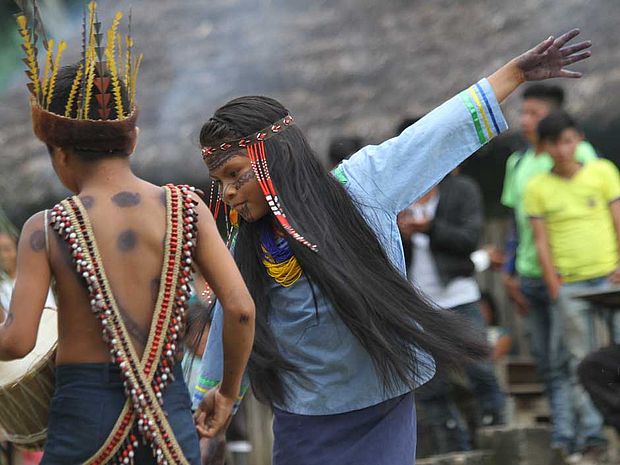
{"left": 0, "top": 307, "right": 57, "bottom": 450}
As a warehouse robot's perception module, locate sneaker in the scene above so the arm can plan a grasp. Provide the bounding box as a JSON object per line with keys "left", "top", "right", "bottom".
{"left": 565, "top": 453, "right": 583, "bottom": 465}
{"left": 580, "top": 445, "right": 609, "bottom": 465}
{"left": 480, "top": 412, "right": 505, "bottom": 426}
{"left": 550, "top": 444, "right": 579, "bottom": 465}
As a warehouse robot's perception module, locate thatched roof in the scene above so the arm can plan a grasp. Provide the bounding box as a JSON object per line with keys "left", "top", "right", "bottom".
{"left": 1, "top": 0, "right": 619, "bottom": 224}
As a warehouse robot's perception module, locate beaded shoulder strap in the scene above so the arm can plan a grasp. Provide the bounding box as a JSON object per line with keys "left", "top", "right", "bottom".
{"left": 50, "top": 184, "right": 198, "bottom": 465}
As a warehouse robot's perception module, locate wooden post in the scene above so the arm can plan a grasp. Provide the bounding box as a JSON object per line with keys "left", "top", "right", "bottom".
{"left": 244, "top": 392, "right": 273, "bottom": 465}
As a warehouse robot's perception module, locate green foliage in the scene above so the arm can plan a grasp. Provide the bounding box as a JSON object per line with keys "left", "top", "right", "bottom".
{"left": 0, "top": 206, "right": 18, "bottom": 238}
{"left": 0, "top": 1, "right": 24, "bottom": 92}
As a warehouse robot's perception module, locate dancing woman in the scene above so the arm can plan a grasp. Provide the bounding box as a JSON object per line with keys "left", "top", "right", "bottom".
{"left": 194, "top": 30, "right": 591, "bottom": 465}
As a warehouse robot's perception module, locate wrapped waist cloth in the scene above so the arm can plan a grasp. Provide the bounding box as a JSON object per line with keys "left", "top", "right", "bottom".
{"left": 272, "top": 392, "right": 416, "bottom": 465}
{"left": 41, "top": 363, "right": 201, "bottom": 465}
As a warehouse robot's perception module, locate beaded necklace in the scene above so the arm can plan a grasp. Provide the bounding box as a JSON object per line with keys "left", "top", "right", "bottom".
{"left": 260, "top": 223, "right": 302, "bottom": 287}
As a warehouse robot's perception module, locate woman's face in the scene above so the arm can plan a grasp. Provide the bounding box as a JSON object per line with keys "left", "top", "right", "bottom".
{"left": 209, "top": 154, "right": 269, "bottom": 223}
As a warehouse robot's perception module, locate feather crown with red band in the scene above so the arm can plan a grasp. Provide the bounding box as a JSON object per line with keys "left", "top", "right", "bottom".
{"left": 16, "top": 1, "right": 142, "bottom": 153}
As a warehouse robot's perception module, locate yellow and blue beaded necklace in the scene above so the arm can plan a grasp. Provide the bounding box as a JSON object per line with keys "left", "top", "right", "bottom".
{"left": 260, "top": 223, "right": 303, "bottom": 287}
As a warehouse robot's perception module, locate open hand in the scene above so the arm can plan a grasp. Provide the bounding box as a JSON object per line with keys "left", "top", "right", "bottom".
{"left": 195, "top": 388, "right": 234, "bottom": 438}
{"left": 502, "top": 273, "right": 529, "bottom": 316}
{"left": 515, "top": 29, "right": 592, "bottom": 81}
{"left": 484, "top": 245, "right": 505, "bottom": 271}
{"left": 546, "top": 276, "right": 562, "bottom": 302}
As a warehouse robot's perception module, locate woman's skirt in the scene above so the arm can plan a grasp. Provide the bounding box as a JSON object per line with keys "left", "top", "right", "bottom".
{"left": 273, "top": 392, "right": 416, "bottom": 465}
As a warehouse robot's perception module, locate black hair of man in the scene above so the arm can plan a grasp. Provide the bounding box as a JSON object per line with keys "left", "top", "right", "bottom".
{"left": 44, "top": 63, "right": 133, "bottom": 161}
{"left": 522, "top": 84, "right": 565, "bottom": 108}
{"left": 327, "top": 136, "right": 364, "bottom": 167}
{"left": 396, "top": 117, "right": 423, "bottom": 136}
{"left": 537, "top": 110, "right": 581, "bottom": 144}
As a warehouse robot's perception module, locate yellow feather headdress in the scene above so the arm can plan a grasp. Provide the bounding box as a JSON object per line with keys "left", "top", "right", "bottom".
{"left": 16, "top": 1, "right": 141, "bottom": 122}
{"left": 16, "top": 1, "right": 141, "bottom": 154}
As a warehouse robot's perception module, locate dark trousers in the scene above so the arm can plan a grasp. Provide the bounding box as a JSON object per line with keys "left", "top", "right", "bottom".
{"left": 416, "top": 372, "right": 472, "bottom": 455}
{"left": 578, "top": 345, "right": 620, "bottom": 433}
{"left": 453, "top": 301, "right": 507, "bottom": 422}
{"left": 41, "top": 363, "right": 201, "bottom": 465}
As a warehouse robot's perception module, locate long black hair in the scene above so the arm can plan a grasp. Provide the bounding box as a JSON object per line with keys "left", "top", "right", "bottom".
{"left": 199, "top": 96, "right": 489, "bottom": 406}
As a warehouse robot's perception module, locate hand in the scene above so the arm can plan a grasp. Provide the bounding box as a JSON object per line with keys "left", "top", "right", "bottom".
{"left": 514, "top": 29, "right": 592, "bottom": 82}
{"left": 484, "top": 245, "right": 505, "bottom": 271}
{"left": 546, "top": 276, "right": 562, "bottom": 302}
{"left": 502, "top": 273, "right": 529, "bottom": 316}
{"left": 608, "top": 268, "right": 620, "bottom": 285}
{"left": 397, "top": 214, "right": 431, "bottom": 237}
{"left": 195, "top": 388, "right": 235, "bottom": 438}
{"left": 397, "top": 211, "right": 414, "bottom": 239}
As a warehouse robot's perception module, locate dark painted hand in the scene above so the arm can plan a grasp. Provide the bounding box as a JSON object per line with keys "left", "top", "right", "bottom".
{"left": 515, "top": 29, "right": 591, "bottom": 81}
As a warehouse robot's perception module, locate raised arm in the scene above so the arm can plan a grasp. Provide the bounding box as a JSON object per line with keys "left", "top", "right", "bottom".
{"left": 488, "top": 29, "right": 591, "bottom": 103}
{"left": 190, "top": 194, "right": 255, "bottom": 437}
{"left": 0, "top": 212, "right": 51, "bottom": 360}
{"left": 338, "top": 29, "right": 591, "bottom": 214}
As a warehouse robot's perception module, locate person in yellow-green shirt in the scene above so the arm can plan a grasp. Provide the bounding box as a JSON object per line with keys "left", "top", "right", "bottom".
{"left": 501, "top": 86, "right": 597, "bottom": 313}
{"left": 500, "top": 85, "right": 597, "bottom": 457}
{"left": 524, "top": 110, "right": 620, "bottom": 462}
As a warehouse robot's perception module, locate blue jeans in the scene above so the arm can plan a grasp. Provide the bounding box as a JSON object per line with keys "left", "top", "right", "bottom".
{"left": 550, "top": 277, "right": 608, "bottom": 451}
{"left": 612, "top": 309, "right": 620, "bottom": 343}
{"left": 41, "top": 363, "right": 201, "bottom": 465}
{"left": 520, "top": 276, "right": 571, "bottom": 447}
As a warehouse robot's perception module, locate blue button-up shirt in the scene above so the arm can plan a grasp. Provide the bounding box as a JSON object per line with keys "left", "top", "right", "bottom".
{"left": 194, "top": 78, "right": 507, "bottom": 415}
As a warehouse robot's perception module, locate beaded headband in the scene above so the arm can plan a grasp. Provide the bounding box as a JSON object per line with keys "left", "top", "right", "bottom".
{"left": 17, "top": 1, "right": 142, "bottom": 152}
{"left": 201, "top": 114, "right": 318, "bottom": 252}
{"left": 201, "top": 115, "right": 295, "bottom": 169}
